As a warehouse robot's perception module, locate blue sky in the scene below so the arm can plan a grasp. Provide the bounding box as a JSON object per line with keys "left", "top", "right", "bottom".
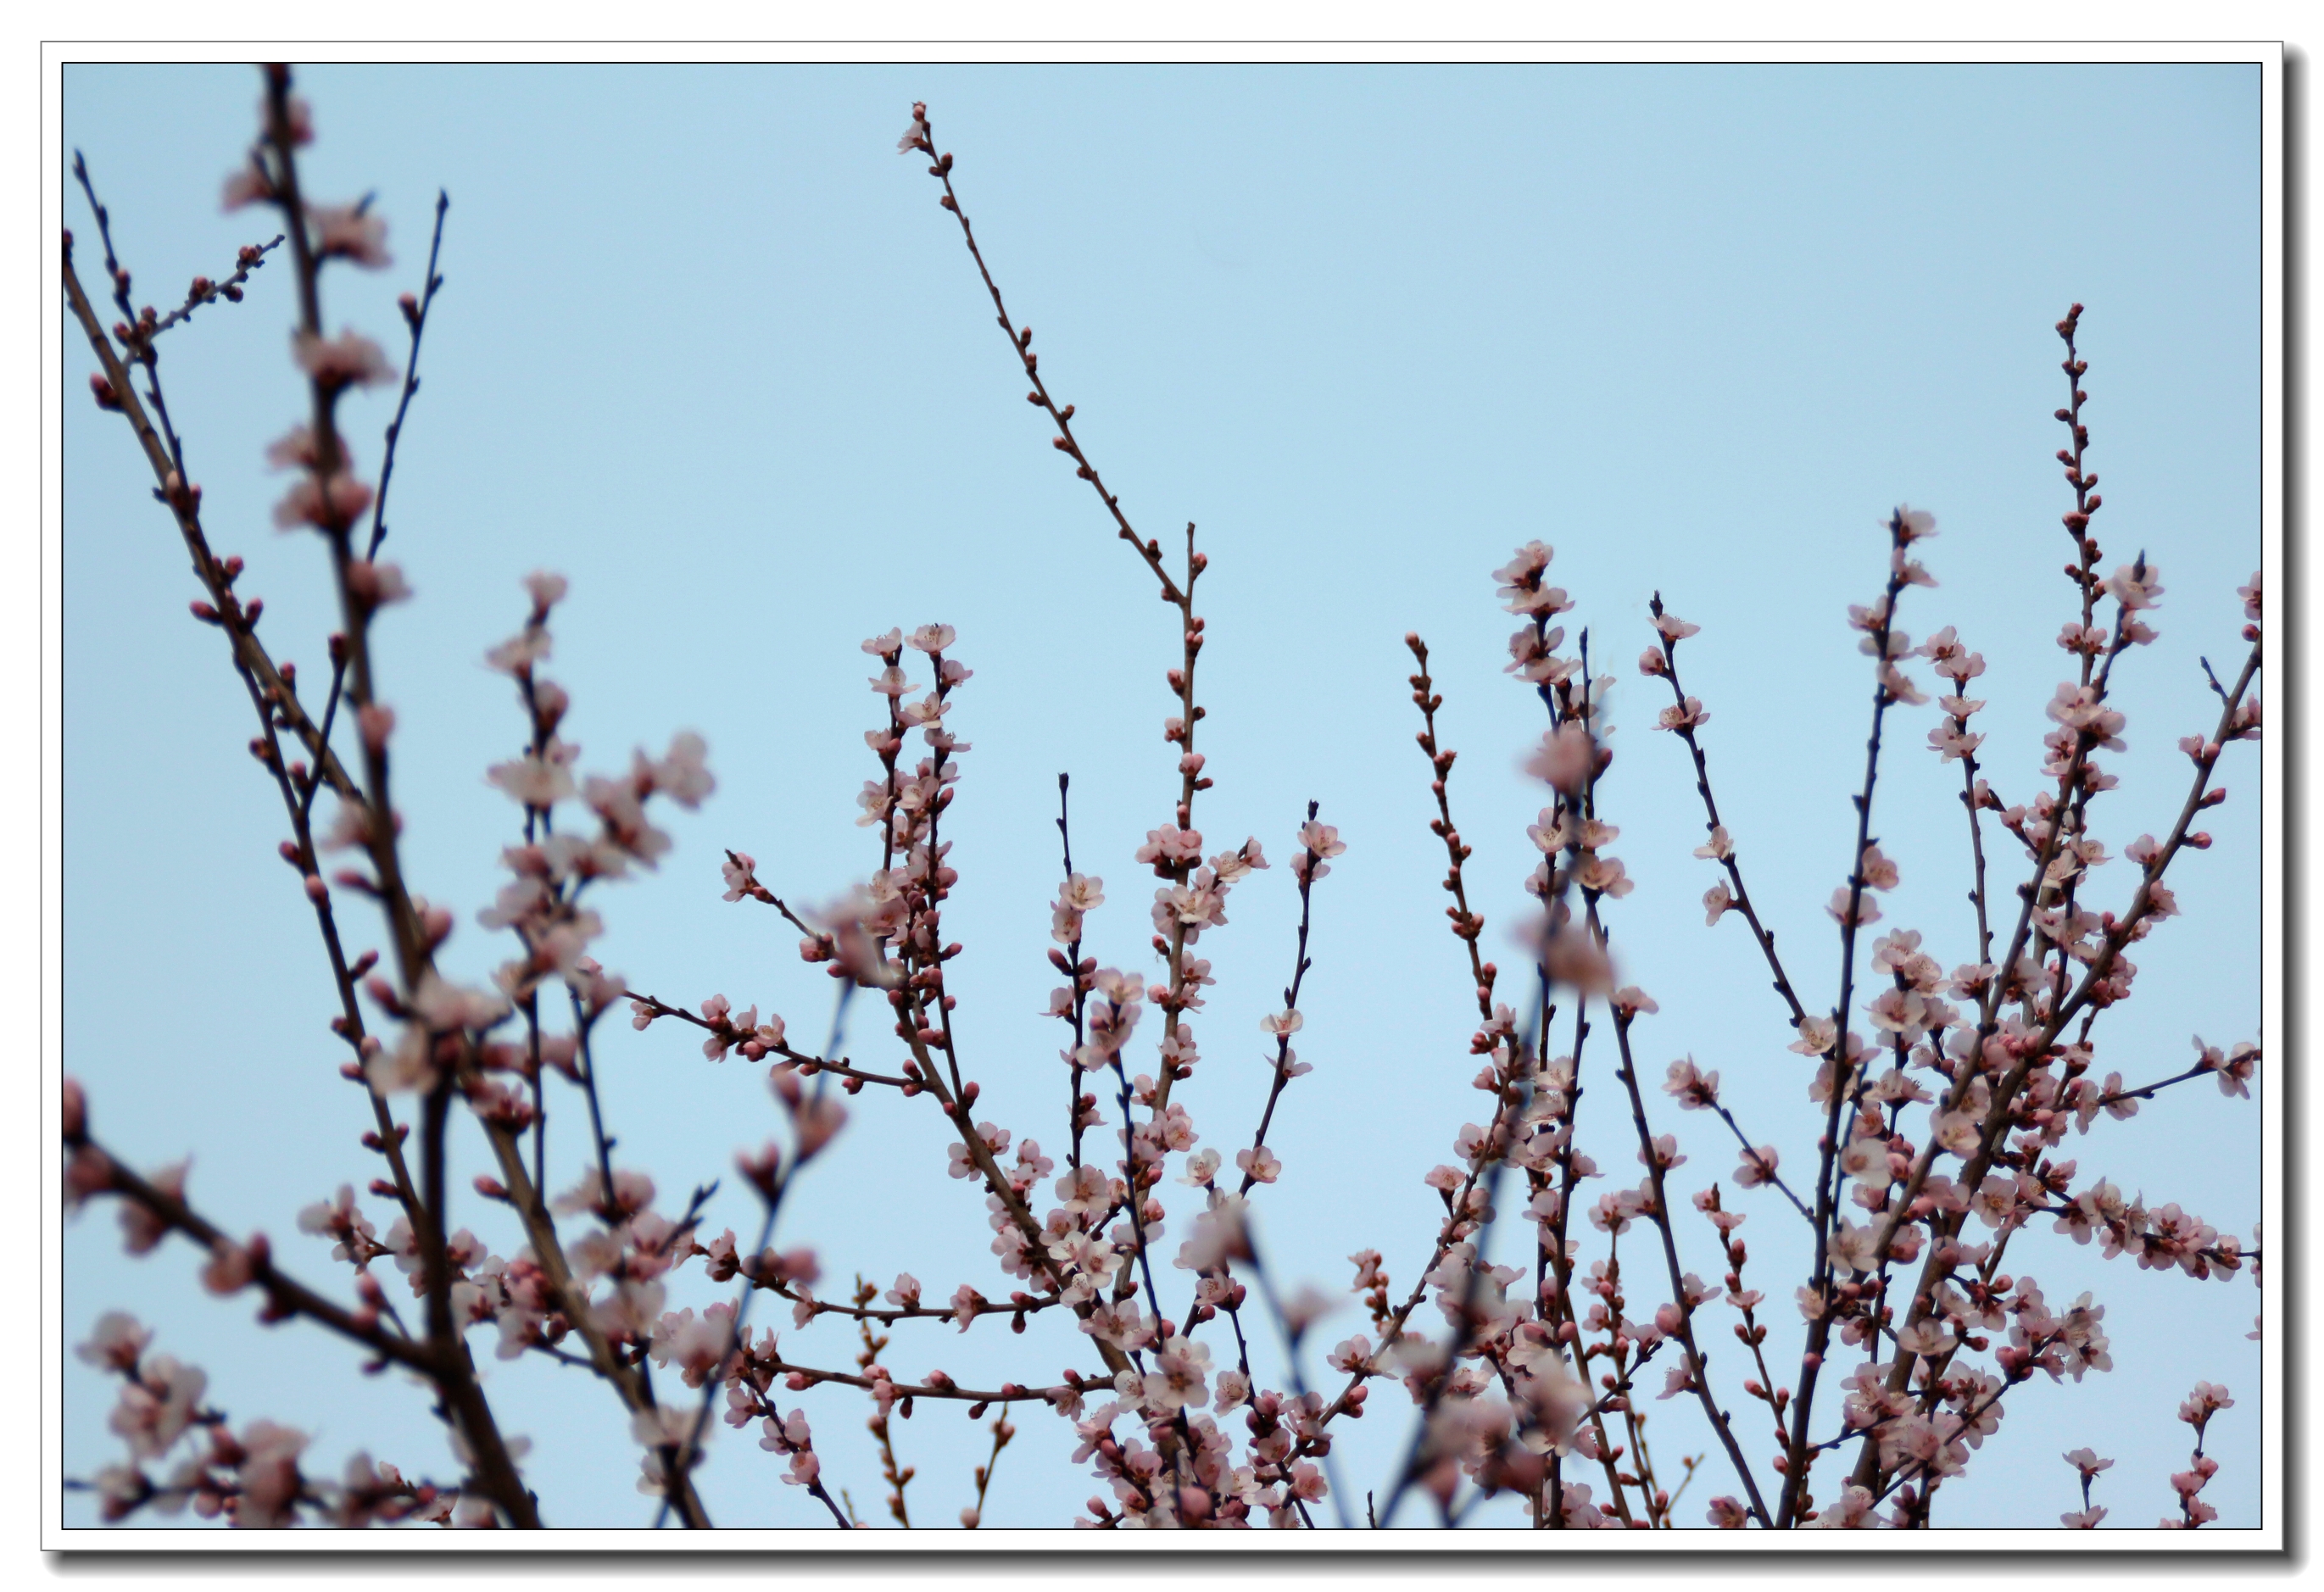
{"left": 59, "top": 62, "right": 2265, "bottom": 1532}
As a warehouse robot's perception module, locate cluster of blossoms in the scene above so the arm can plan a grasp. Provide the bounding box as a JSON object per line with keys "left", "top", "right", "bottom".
{"left": 1605, "top": 320, "right": 2260, "bottom": 1528}
{"left": 75, "top": 1312, "right": 481, "bottom": 1528}
{"left": 64, "top": 84, "right": 2261, "bottom": 1534}
{"left": 365, "top": 567, "right": 721, "bottom": 1108}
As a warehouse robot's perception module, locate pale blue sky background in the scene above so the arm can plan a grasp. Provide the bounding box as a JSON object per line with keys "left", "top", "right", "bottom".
{"left": 60, "top": 63, "right": 2263, "bottom": 1532}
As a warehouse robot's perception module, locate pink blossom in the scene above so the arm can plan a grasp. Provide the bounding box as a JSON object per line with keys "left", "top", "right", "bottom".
{"left": 1663, "top": 1056, "right": 1719, "bottom": 1110}
{"left": 296, "top": 1184, "right": 383, "bottom": 1266}
{"left": 1837, "top": 1135, "right": 1892, "bottom": 1193}
{"left": 2106, "top": 560, "right": 2165, "bottom": 610}
{"left": 1637, "top": 1134, "right": 1685, "bottom": 1172}
{"left": 1859, "top": 844, "right": 1899, "bottom": 890}
{"left": 76, "top": 1311, "right": 152, "bottom": 1374}
{"left": 2178, "top": 1382, "right": 2234, "bottom": 1424}
{"left": 486, "top": 626, "right": 552, "bottom": 676}
{"left": 1213, "top": 1369, "right": 1251, "bottom": 1414}
{"left": 344, "top": 559, "right": 410, "bottom": 607}
{"left": 1826, "top": 886, "right": 1881, "bottom": 927}
{"left": 720, "top": 851, "right": 760, "bottom": 903}
{"left": 202, "top": 1236, "right": 261, "bottom": 1301}
{"left": 1702, "top": 879, "right": 1735, "bottom": 925}
{"left": 647, "top": 1304, "right": 735, "bottom": 1389}
{"left": 293, "top": 328, "right": 393, "bottom": 390}
{"left": 1525, "top": 723, "right": 1596, "bottom": 796}
{"left": 898, "top": 103, "right": 931, "bottom": 153}
{"left": 1297, "top": 820, "right": 1346, "bottom": 860}
{"left": 2045, "top": 682, "right": 2126, "bottom": 749}
{"left": 1493, "top": 541, "right": 1571, "bottom": 618}
{"left": 221, "top": 159, "right": 274, "bottom": 209}
{"left": 649, "top": 732, "right": 716, "bottom": 809}
{"left": 1610, "top": 985, "right": 1658, "bottom": 1018}
{"left": 789, "top": 1093, "right": 847, "bottom": 1161}
{"left": 1656, "top": 1359, "right": 1697, "bottom": 1401}
{"left": 109, "top": 1355, "right": 206, "bottom": 1460}
{"left": 1134, "top": 824, "right": 1204, "bottom": 868}
{"left": 487, "top": 748, "right": 577, "bottom": 810}
{"left": 1928, "top": 720, "right": 1984, "bottom": 760}
{"left": 1576, "top": 853, "right": 1632, "bottom": 898}
{"left": 309, "top": 203, "right": 391, "bottom": 267}
{"left": 231, "top": 1420, "right": 310, "bottom": 1528}
{"left": 1655, "top": 696, "right": 1709, "bottom": 732}
{"left": 1235, "top": 1145, "right": 1281, "bottom": 1184}
{"left": 1212, "top": 840, "right": 1267, "bottom": 882}
{"left": 1589, "top": 1190, "right": 1637, "bottom": 1235}
{"left": 271, "top": 471, "right": 375, "bottom": 532}
{"left": 1878, "top": 661, "right": 1928, "bottom": 704}
{"left": 521, "top": 570, "right": 569, "bottom": 611}
{"left": 115, "top": 1160, "right": 187, "bottom": 1255}
{"left": 2062, "top": 1447, "right": 2114, "bottom": 1481}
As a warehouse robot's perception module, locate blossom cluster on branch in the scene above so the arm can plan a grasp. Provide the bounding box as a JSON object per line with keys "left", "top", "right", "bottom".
{"left": 59, "top": 74, "right": 2262, "bottom": 1532}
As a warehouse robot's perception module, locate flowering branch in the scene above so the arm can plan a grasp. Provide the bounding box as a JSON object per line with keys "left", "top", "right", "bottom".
{"left": 906, "top": 102, "right": 1214, "bottom": 1144}
{"left": 959, "top": 1403, "right": 1015, "bottom": 1528}
{"left": 1404, "top": 636, "right": 1498, "bottom": 1016}
{"left": 1775, "top": 505, "right": 1930, "bottom": 1527}
{"left": 64, "top": 80, "right": 2260, "bottom": 1534}
{"left": 1641, "top": 598, "right": 1811, "bottom": 1031}
{"left": 1604, "top": 943, "right": 1774, "bottom": 1526}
